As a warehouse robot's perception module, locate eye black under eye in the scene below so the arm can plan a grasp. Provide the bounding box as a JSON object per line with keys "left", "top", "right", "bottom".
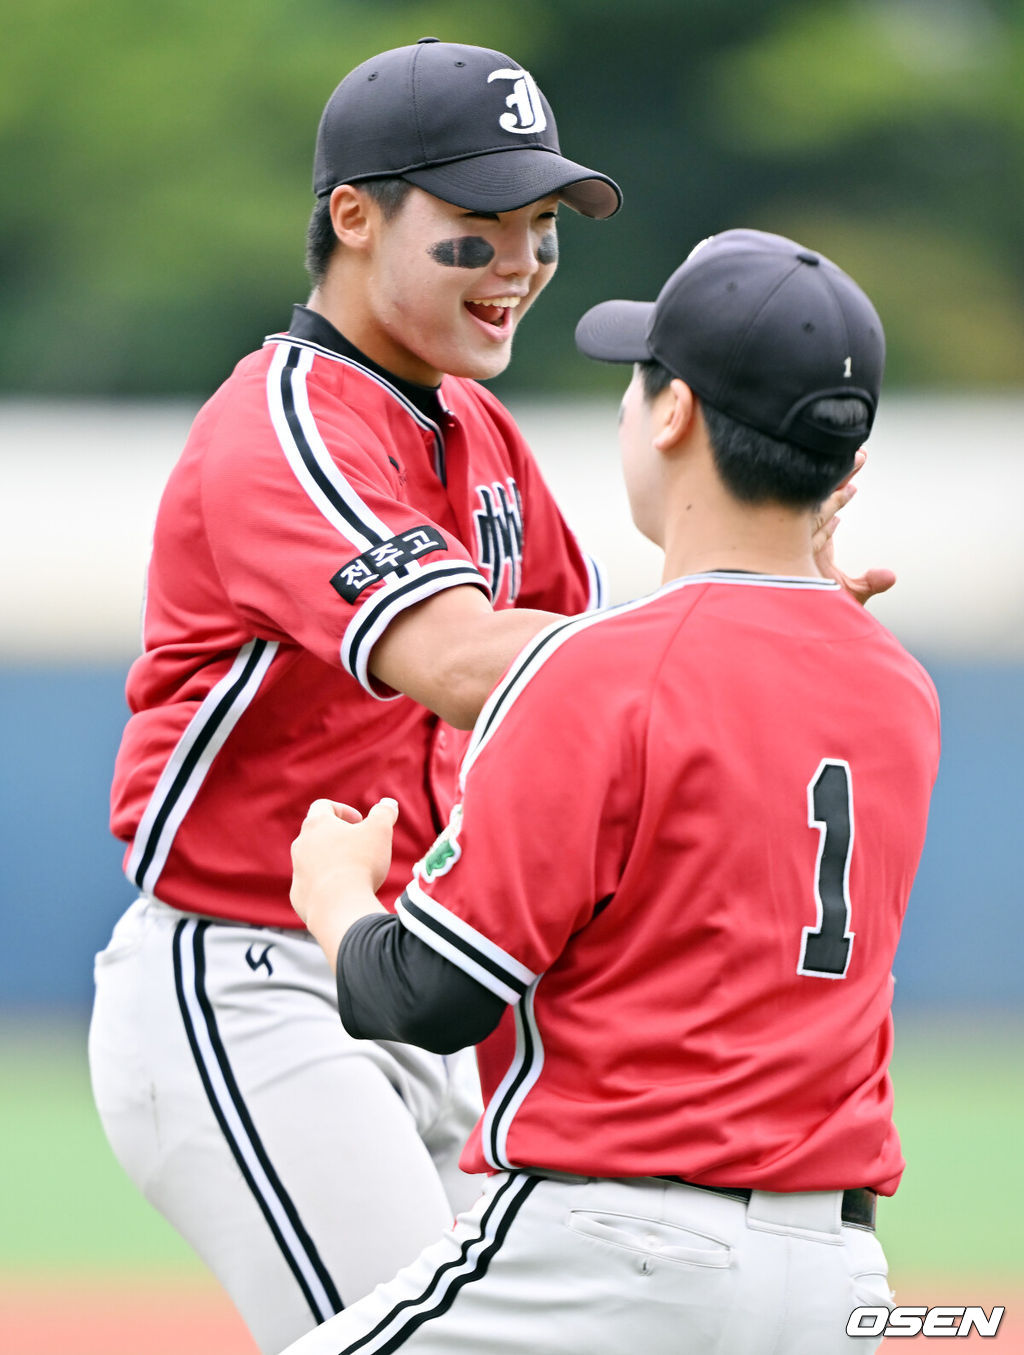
{"left": 429, "top": 236, "right": 496, "bottom": 268}
{"left": 536, "top": 232, "right": 559, "bottom": 266}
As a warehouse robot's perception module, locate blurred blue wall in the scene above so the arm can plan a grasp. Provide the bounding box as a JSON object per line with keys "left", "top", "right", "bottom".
{"left": 0, "top": 658, "right": 1019, "bottom": 1016}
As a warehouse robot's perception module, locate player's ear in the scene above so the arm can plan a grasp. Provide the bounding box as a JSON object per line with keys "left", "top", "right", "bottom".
{"left": 328, "top": 184, "right": 375, "bottom": 251}
{"left": 652, "top": 379, "right": 697, "bottom": 453}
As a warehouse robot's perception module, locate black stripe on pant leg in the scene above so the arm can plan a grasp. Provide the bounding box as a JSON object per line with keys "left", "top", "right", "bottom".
{"left": 172, "top": 919, "right": 344, "bottom": 1320}
{"left": 333, "top": 1174, "right": 541, "bottom": 1355}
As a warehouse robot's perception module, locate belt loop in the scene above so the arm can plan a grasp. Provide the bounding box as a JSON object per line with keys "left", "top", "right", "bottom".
{"left": 746, "top": 1189, "right": 844, "bottom": 1237}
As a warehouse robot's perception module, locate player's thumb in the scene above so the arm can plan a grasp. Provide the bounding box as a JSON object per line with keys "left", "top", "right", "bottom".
{"left": 864, "top": 566, "right": 897, "bottom": 597}
{"left": 369, "top": 796, "right": 399, "bottom": 829}
{"left": 306, "top": 798, "right": 337, "bottom": 821}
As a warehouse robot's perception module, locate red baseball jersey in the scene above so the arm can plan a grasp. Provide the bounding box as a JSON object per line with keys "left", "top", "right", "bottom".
{"left": 110, "top": 308, "right": 600, "bottom": 925}
{"left": 396, "top": 573, "right": 941, "bottom": 1193}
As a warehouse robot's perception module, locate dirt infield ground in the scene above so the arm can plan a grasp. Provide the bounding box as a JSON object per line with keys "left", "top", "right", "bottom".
{"left": 0, "top": 1274, "right": 1019, "bottom": 1353}
{"left": 0, "top": 1276, "right": 257, "bottom": 1355}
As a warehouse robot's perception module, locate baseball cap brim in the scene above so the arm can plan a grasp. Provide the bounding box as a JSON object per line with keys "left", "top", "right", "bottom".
{"left": 574, "top": 299, "right": 656, "bottom": 361}
{"left": 402, "top": 148, "right": 622, "bottom": 219}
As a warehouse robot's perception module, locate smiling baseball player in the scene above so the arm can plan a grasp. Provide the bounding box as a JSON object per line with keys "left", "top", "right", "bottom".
{"left": 88, "top": 38, "right": 622, "bottom": 1355}
{"left": 282, "top": 230, "right": 940, "bottom": 1354}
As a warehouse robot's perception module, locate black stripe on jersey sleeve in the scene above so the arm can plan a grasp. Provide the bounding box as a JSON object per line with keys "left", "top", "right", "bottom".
{"left": 272, "top": 322, "right": 448, "bottom": 481}
{"left": 279, "top": 345, "right": 387, "bottom": 546}
{"left": 345, "top": 562, "right": 489, "bottom": 678}
{"left": 398, "top": 889, "right": 532, "bottom": 1001}
{"left": 337, "top": 915, "right": 506, "bottom": 1054}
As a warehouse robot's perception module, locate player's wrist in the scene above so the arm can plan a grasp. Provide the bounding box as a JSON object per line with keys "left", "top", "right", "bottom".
{"left": 302, "top": 874, "right": 382, "bottom": 964}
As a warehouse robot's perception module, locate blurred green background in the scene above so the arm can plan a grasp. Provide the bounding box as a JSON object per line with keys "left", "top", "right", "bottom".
{"left": 1, "top": 2, "right": 1022, "bottom": 1349}
{"left": 2, "top": 0, "right": 1023, "bottom": 400}
{"left": 3, "top": 1017, "right": 1020, "bottom": 1280}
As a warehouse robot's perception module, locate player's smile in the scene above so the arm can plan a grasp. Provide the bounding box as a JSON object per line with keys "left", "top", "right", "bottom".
{"left": 464, "top": 294, "right": 523, "bottom": 334}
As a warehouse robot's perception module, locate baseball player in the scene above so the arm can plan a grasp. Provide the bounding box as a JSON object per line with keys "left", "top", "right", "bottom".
{"left": 88, "top": 38, "right": 623, "bottom": 1355}
{"left": 281, "top": 229, "right": 940, "bottom": 1355}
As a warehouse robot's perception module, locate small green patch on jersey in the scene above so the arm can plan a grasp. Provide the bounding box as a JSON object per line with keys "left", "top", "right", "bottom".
{"left": 420, "top": 804, "right": 464, "bottom": 882}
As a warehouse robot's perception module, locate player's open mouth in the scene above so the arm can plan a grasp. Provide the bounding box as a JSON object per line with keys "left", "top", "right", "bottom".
{"left": 465, "top": 296, "right": 521, "bottom": 333}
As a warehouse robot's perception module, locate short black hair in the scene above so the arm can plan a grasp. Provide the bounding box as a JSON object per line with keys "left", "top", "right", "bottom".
{"left": 636, "top": 358, "right": 862, "bottom": 509}
{"left": 637, "top": 359, "right": 674, "bottom": 402}
{"left": 305, "top": 177, "right": 413, "bottom": 284}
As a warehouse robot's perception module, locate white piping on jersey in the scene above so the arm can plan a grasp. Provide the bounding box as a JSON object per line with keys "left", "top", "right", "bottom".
{"left": 266, "top": 343, "right": 394, "bottom": 548}
{"left": 481, "top": 982, "right": 546, "bottom": 1170}
{"left": 125, "top": 638, "right": 279, "bottom": 895}
{"left": 398, "top": 878, "right": 537, "bottom": 1005}
{"left": 264, "top": 333, "right": 447, "bottom": 478}
{"left": 585, "top": 552, "right": 607, "bottom": 611}
{"left": 265, "top": 340, "right": 489, "bottom": 696}
{"left": 460, "top": 571, "right": 842, "bottom": 790}
{"left": 342, "top": 560, "right": 490, "bottom": 696}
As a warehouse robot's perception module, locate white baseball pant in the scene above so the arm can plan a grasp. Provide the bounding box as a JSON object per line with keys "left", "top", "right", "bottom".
{"left": 88, "top": 895, "right": 483, "bottom": 1354}
{"left": 277, "top": 1172, "right": 893, "bottom": 1355}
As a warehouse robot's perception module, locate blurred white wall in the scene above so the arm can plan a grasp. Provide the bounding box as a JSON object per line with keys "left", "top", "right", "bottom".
{"left": 2, "top": 394, "right": 1022, "bottom": 662}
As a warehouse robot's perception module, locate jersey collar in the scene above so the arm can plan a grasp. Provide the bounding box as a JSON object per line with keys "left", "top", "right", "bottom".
{"left": 288, "top": 305, "right": 445, "bottom": 424}
{"left": 663, "top": 570, "right": 842, "bottom": 593}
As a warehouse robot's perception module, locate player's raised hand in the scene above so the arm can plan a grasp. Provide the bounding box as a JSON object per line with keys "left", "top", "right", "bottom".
{"left": 813, "top": 449, "right": 897, "bottom": 606}
{"left": 290, "top": 797, "right": 398, "bottom": 962}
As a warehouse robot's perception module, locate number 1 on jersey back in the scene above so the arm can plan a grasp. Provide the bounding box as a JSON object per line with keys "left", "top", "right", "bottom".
{"left": 799, "top": 759, "right": 855, "bottom": 979}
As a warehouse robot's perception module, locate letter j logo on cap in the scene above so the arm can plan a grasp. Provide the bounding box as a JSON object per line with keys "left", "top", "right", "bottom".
{"left": 488, "top": 68, "right": 547, "bottom": 134}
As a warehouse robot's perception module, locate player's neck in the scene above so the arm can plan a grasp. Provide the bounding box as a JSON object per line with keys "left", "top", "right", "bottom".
{"left": 306, "top": 274, "right": 443, "bottom": 388}
{"left": 658, "top": 476, "right": 821, "bottom": 584}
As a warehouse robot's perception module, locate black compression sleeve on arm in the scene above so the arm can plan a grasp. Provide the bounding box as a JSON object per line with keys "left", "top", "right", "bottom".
{"left": 337, "top": 914, "right": 506, "bottom": 1054}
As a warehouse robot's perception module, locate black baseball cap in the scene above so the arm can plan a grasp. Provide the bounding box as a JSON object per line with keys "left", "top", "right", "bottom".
{"left": 575, "top": 229, "right": 885, "bottom": 455}
{"left": 313, "top": 37, "right": 621, "bottom": 219}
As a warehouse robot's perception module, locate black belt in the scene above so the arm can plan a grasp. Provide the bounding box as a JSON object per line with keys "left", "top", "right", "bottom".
{"left": 659, "top": 1178, "right": 877, "bottom": 1231}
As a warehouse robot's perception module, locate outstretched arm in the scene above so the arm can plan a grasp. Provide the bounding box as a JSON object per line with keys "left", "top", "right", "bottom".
{"left": 368, "top": 586, "right": 561, "bottom": 729}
